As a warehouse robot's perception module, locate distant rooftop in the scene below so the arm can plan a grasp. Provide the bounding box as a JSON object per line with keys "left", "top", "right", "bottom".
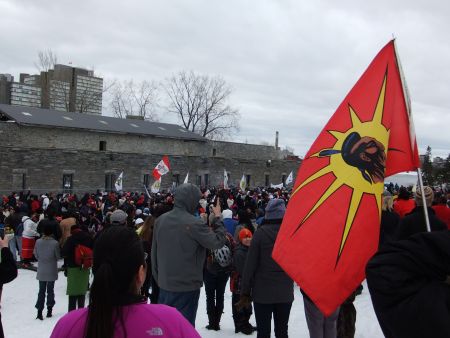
{"left": 0, "top": 104, "right": 205, "bottom": 142}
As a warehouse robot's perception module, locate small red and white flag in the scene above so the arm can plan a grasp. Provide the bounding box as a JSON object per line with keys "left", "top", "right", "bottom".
{"left": 152, "top": 155, "right": 170, "bottom": 180}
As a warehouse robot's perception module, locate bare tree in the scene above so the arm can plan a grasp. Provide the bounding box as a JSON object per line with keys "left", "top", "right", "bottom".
{"left": 110, "top": 80, "right": 159, "bottom": 120}
{"left": 165, "top": 71, "right": 239, "bottom": 139}
{"left": 35, "top": 49, "right": 58, "bottom": 72}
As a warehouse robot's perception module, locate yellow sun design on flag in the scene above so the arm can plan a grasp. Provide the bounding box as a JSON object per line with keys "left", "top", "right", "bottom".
{"left": 291, "top": 72, "right": 390, "bottom": 262}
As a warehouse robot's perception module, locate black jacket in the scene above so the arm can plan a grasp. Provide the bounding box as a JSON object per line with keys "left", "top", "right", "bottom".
{"left": 0, "top": 247, "right": 18, "bottom": 285}
{"left": 62, "top": 229, "right": 93, "bottom": 268}
{"left": 241, "top": 219, "right": 294, "bottom": 304}
{"left": 379, "top": 210, "right": 400, "bottom": 248}
{"left": 366, "top": 230, "right": 450, "bottom": 338}
{"left": 395, "top": 207, "right": 447, "bottom": 240}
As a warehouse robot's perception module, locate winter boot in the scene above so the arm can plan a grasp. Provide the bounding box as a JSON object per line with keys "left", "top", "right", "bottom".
{"left": 46, "top": 307, "right": 53, "bottom": 318}
{"left": 239, "top": 322, "right": 254, "bottom": 335}
{"left": 205, "top": 313, "right": 216, "bottom": 330}
{"left": 36, "top": 310, "right": 44, "bottom": 320}
{"left": 214, "top": 309, "right": 222, "bottom": 331}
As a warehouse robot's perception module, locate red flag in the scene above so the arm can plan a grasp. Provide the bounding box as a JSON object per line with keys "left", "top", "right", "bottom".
{"left": 152, "top": 155, "right": 170, "bottom": 180}
{"left": 272, "top": 40, "right": 420, "bottom": 316}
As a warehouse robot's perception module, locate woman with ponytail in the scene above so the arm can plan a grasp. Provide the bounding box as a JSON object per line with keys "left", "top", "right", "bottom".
{"left": 51, "top": 226, "right": 200, "bottom": 338}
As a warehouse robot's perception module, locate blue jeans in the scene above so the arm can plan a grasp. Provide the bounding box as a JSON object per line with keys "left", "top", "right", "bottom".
{"left": 254, "top": 302, "right": 293, "bottom": 338}
{"left": 8, "top": 235, "right": 22, "bottom": 262}
{"left": 35, "top": 281, "right": 55, "bottom": 311}
{"left": 159, "top": 288, "right": 200, "bottom": 327}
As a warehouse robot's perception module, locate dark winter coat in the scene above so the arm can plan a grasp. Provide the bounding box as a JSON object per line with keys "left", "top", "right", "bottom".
{"left": 241, "top": 219, "right": 294, "bottom": 304}
{"left": 62, "top": 229, "right": 93, "bottom": 296}
{"left": 395, "top": 207, "right": 447, "bottom": 241}
{"left": 366, "top": 230, "right": 450, "bottom": 338}
{"left": 231, "top": 243, "right": 249, "bottom": 294}
{"left": 151, "top": 183, "right": 226, "bottom": 292}
{"left": 61, "top": 228, "right": 93, "bottom": 268}
{"left": 379, "top": 210, "right": 400, "bottom": 248}
{"left": 0, "top": 247, "right": 18, "bottom": 284}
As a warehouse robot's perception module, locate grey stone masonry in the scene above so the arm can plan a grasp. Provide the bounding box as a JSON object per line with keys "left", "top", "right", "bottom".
{"left": 0, "top": 122, "right": 301, "bottom": 194}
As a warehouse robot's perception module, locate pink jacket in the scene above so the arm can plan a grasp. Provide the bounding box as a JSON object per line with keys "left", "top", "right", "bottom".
{"left": 50, "top": 303, "right": 201, "bottom": 338}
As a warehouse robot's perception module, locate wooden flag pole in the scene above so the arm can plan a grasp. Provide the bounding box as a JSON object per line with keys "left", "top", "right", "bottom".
{"left": 416, "top": 168, "right": 431, "bottom": 232}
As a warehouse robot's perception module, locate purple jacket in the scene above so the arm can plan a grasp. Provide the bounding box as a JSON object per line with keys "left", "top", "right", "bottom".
{"left": 50, "top": 303, "right": 201, "bottom": 338}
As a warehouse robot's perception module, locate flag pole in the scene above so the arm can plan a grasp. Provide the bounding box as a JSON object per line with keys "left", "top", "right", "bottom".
{"left": 393, "top": 39, "right": 431, "bottom": 232}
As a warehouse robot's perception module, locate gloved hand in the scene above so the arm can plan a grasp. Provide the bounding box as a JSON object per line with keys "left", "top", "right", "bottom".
{"left": 235, "top": 294, "right": 252, "bottom": 311}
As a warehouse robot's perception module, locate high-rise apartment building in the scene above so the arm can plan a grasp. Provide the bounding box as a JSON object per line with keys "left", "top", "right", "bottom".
{"left": 0, "top": 74, "right": 41, "bottom": 108}
{"left": 0, "top": 64, "right": 103, "bottom": 115}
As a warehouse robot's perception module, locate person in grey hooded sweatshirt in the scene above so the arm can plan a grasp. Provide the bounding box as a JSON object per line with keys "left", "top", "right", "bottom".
{"left": 151, "top": 183, "right": 226, "bottom": 327}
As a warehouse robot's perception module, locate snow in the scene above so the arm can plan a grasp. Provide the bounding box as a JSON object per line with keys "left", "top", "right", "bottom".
{"left": 2, "top": 267, "right": 384, "bottom": 337}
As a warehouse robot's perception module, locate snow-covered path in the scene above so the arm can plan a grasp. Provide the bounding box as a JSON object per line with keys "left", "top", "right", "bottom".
{"left": 2, "top": 268, "right": 384, "bottom": 337}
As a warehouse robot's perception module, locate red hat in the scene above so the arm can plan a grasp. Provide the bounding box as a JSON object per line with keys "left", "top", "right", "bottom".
{"left": 239, "top": 228, "right": 253, "bottom": 241}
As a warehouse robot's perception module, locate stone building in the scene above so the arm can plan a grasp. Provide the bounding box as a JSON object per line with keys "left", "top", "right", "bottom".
{"left": 0, "top": 104, "right": 300, "bottom": 194}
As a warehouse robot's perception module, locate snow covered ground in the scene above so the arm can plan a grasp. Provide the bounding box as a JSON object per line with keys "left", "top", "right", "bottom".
{"left": 2, "top": 267, "right": 384, "bottom": 337}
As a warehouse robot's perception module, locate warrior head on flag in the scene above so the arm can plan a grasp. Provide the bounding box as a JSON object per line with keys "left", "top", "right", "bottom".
{"left": 272, "top": 40, "right": 420, "bottom": 316}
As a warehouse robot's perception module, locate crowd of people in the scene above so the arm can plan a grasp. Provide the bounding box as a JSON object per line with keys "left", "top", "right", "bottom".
{"left": 0, "top": 183, "right": 448, "bottom": 337}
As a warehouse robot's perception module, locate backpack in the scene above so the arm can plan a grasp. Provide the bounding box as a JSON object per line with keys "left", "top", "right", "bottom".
{"left": 212, "top": 233, "right": 235, "bottom": 268}
{"left": 74, "top": 244, "right": 93, "bottom": 269}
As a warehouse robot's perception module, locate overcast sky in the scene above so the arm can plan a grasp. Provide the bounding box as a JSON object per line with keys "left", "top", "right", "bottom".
{"left": 1, "top": 0, "right": 449, "bottom": 158}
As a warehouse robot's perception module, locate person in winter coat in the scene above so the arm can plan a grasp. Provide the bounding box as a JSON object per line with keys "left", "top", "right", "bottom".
{"left": 61, "top": 224, "right": 93, "bottom": 312}
{"left": 204, "top": 229, "right": 234, "bottom": 331}
{"left": 21, "top": 213, "right": 40, "bottom": 266}
{"left": 231, "top": 228, "right": 256, "bottom": 335}
{"left": 34, "top": 223, "right": 61, "bottom": 320}
{"left": 395, "top": 186, "right": 447, "bottom": 240}
{"left": 222, "top": 209, "right": 238, "bottom": 235}
{"left": 393, "top": 187, "right": 415, "bottom": 218}
{"left": 238, "top": 198, "right": 294, "bottom": 338}
{"left": 432, "top": 195, "right": 450, "bottom": 229}
{"left": 151, "top": 183, "right": 226, "bottom": 327}
{"left": 51, "top": 226, "right": 201, "bottom": 338}
{"left": 366, "top": 230, "right": 450, "bottom": 338}
{"left": 379, "top": 191, "right": 400, "bottom": 248}
{"left": 0, "top": 235, "right": 18, "bottom": 338}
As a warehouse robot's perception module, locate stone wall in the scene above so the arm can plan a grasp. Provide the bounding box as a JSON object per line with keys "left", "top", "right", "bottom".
{"left": 0, "top": 122, "right": 301, "bottom": 194}
{"left": 0, "top": 147, "right": 299, "bottom": 194}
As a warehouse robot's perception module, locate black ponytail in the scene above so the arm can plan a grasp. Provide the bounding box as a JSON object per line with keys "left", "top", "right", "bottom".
{"left": 83, "top": 227, "right": 145, "bottom": 338}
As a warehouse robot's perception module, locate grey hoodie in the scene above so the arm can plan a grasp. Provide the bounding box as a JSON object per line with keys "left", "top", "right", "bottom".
{"left": 151, "top": 183, "right": 226, "bottom": 292}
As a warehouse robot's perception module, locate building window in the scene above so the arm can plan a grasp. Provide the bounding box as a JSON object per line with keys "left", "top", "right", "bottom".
{"left": 173, "top": 174, "right": 180, "bottom": 186}
{"left": 265, "top": 174, "right": 270, "bottom": 187}
{"left": 246, "top": 175, "right": 251, "bottom": 187}
{"left": 204, "top": 174, "right": 209, "bottom": 187}
{"left": 212, "top": 148, "right": 217, "bottom": 156}
{"left": 196, "top": 175, "right": 202, "bottom": 186}
{"left": 12, "top": 173, "right": 26, "bottom": 191}
{"left": 105, "top": 173, "right": 115, "bottom": 192}
{"left": 99, "top": 141, "right": 107, "bottom": 151}
{"left": 63, "top": 174, "right": 73, "bottom": 193}
{"left": 282, "top": 174, "right": 287, "bottom": 185}
{"left": 143, "top": 174, "right": 150, "bottom": 188}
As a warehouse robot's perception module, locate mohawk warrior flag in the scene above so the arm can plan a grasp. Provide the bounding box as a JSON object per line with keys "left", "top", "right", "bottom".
{"left": 152, "top": 155, "right": 170, "bottom": 180}
{"left": 272, "top": 40, "right": 420, "bottom": 316}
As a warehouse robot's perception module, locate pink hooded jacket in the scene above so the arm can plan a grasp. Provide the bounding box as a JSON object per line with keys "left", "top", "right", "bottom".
{"left": 50, "top": 303, "right": 200, "bottom": 338}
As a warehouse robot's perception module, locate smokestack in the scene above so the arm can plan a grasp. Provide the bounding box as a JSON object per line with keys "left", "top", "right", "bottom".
{"left": 275, "top": 131, "right": 279, "bottom": 150}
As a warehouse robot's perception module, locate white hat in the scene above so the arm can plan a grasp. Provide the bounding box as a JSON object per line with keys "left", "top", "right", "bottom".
{"left": 135, "top": 218, "right": 144, "bottom": 226}
{"left": 222, "top": 209, "right": 233, "bottom": 219}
